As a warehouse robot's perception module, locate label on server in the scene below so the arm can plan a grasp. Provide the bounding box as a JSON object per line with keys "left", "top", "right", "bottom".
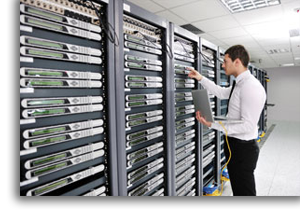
{"left": 24, "top": 142, "right": 104, "bottom": 169}
{"left": 125, "top": 61, "right": 162, "bottom": 71}
{"left": 23, "top": 127, "right": 104, "bottom": 149}
{"left": 126, "top": 126, "right": 163, "bottom": 141}
{"left": 20, "top": 36, "right": 102, "bottom": 56}
{"left": 23, "top": 119, "right": 104, "bottom": 139}
{"left": 125, "top": 99, "right": 163, "bottom": 108}
{"left": 20, "top": 15, "right": 101, "bottom": 41}
{"left": 26, "top": 164, "right": 105, "bottom": 196}
{"left": 125, "top": 55, "right": 162, "bottom": 66}
{"left": 125, "top": 82, "right": 162, "bottom": 88}
{"left": 20, "top": 67, "right": 102, "bottom": 80}
{"left": 21, "top": 96, "right": 103, "bottom": 108}
{"left": 20, "top": 4, "right": 101, "bottom": 33}
{"left": 126, "top": 93, "right": 162, "bottom": 102}
{"left": 126, "top": 110, "right": 163, "bottom": 121}
{"left": 83, "top": 186, "right": 106, "bottom": 196}
{"left": 126, "top": 115, "right": 163, "bottom": 128}
{"left": 125, "top": 75, "right": 162, "bottom": 82}
{"left": 124, "top": 34, "right": 162, "bottom": 49}
{"left": 126, "top": 131, "right": 163, "bottom": 147}
{"left": 124, "top": 41, "right": 162, "bottom": 55}
{"left": 20, "top": 47, "right": 102, "bottom": 64}
{"left": 22, "top": 104, "right": 103, "bottom": 119}
{"left": 25, "top": 150, "right": 104, "bottom": 179}
{"left": 20, "top": 78, "right": 101, "bottom": 88}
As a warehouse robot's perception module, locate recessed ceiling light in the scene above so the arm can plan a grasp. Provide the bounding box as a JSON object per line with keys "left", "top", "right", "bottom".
{"left": 295, "top": 57, "right": 300, "bottom": 60}
{"left": 220, "top": 0, "right": 281, "bottom": 13}
{"left": 280, "top": 63, "right": 294, "bottom": 67}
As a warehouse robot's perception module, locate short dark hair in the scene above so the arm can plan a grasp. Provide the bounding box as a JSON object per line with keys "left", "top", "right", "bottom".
{"left": 225, "top": 45, "right": 250, "bottom": 68}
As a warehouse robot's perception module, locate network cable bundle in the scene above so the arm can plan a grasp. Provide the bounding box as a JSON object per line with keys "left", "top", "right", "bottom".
{"left": 19, "top": 0, "right": 114, "bottom": 196}
{"left": 200, "top": 39, "right": 219, "bottom": 193}
{"left": 172, "top": 24, "right": 199, "bottom": 196}
{"left": 122, "top": 9, "right": 166, "bottom": 196}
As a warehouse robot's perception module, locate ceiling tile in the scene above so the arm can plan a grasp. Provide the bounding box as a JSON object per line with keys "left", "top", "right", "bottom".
{"left": 208, "top": 27, "right": 248, "bottom": 39}
{"left": 170, "top": 0, "right": 229, "bottom": 22}
{"left": 233, "top": 5, "right": 283, "bottom": 26}
{"left": 127, "top": 0, "right": 165, "bottom": 13}
{"left": 192, "top": 15, "right": 240, "bottom": 32}
{"left": 152, "top": 0, "right": 198, "bottom": 9}
{"left": 155, "top": 10, "right": 187, "bottom": 25}
{"left": 199, "top": 33, "right": 217, "bottom": 41}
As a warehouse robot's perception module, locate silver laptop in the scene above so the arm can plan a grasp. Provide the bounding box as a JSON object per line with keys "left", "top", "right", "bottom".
{"left": 191, "top": 89, "right": 243, "bottom": 123}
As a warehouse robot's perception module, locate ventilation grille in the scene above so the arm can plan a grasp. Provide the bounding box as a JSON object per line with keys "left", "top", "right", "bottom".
{"left": 180, "top": 24, "right": 204, "bottom": 34}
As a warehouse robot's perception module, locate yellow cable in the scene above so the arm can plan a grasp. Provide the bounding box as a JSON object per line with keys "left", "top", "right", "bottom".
{"left": 203, "top": 122, "right": 232, "bottom": 196}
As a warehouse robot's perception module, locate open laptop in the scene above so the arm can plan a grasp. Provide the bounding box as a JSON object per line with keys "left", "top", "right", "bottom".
{"left": 191, "top": 89, "right": 243, "bottom": 123}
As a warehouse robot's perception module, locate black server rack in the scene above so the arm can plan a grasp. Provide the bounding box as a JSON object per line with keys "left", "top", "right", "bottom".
{"left": 20, "top": 0, "right": 118, "bottom": 196}
{"left": 169, "top": 23, "right": 200, "bottom": 196}
{"left": 199, "top": 38, "right": 219, "bottom": 195}
{"left": 216, "top": 47, "right": 230, "bottom": 181}
{"left": 114, "top": 0, "right": 170, "bottom": 196}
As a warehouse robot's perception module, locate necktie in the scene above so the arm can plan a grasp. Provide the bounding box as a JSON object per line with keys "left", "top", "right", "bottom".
{"left": 226, "top": 80, "right": 236, "bottom": 116}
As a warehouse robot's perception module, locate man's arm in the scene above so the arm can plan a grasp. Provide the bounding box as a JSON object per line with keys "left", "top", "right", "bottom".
{"left": 210, "top": 83, "right": 266, "bottom": 135}
{"left": 188, "top": 68, "right": 232, "bottom": 99}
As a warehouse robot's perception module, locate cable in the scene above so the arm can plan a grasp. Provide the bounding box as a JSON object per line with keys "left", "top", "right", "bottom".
{"left": 133, "top": 31, "right": 173, "bottom": 59}
{"left": 204, "top": 121, "right": 231, "bottom": 196}
{"left": 86, "top": 0, "right": 119, "bottom": 46}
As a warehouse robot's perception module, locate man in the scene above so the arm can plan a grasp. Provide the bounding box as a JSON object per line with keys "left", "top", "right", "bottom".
{"left": 188, "top": 45, "right": 266, "bottom": 196}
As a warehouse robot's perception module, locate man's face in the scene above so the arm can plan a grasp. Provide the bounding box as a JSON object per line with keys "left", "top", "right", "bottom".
{"left": 222, "top": 54, "right": 235, "bottom": 76}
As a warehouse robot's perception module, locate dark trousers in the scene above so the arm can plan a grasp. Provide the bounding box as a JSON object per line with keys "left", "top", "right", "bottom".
{"left": 224, "top": 136, "right": 260, "bottom": 196}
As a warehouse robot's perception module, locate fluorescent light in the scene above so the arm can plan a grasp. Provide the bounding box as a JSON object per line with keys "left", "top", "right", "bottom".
{"left": 220, "top": 0, "right": 281, "bottom": 13}
{"left": 295, "top": 57, "right": 300, "bottom": 60}
{"left": 280, "top": 63, "right": 294, "bottom": 67}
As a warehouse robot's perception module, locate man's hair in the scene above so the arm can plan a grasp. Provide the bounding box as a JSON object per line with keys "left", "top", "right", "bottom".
{"left": 225, "top": 45, "right": 250, "bottom": 68}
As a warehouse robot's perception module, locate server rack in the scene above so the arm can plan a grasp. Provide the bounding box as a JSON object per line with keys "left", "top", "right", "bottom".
{"left": 20, "top": 0, "right": 118, "bottom": 196}
{"left": 114, "top": 0, "right": 171, "bottom": 196}
{"left": 216, "top": 47, "right": 230, "bottom": 181}
{"left": 169, "top": 23, "right": 201, "bottom": 196}
{"left": 199, "top": 38, "right": 219, "bottom": 195}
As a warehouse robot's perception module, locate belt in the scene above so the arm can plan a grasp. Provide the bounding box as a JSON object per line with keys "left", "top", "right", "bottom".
{"left": 228, "top": 137, "right": 256, "bottom": 144}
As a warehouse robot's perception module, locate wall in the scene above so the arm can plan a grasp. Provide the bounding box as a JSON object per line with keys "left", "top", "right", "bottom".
{"left": 265, "top": 66, "right": 300, "bottom": 122}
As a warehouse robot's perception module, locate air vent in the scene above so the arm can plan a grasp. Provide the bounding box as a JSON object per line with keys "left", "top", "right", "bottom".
{"left": 267, "top": 49, "right": 290, "bottom": 54}
{"left": 180, "top": 24, "right": 204, "bottom": 34}
{"left": 289, "top": 28, "right": 300, "bottom": 37}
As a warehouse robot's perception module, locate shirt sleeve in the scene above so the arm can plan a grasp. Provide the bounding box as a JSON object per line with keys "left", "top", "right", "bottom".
{"left": 200, "top": 77, "right": 232, "bottom": 99}
{"left": 210, "top": 83, "right": 266, "bottom": 138}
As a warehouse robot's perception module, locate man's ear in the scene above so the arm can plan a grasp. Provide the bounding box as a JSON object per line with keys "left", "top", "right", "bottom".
{"left": 234, "top": 58, "right": 241, "bottom": 67}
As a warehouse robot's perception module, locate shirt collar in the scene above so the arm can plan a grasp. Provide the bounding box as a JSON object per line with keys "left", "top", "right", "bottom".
{"left": 236, "top": 70, "right": 250, "bottom": 84}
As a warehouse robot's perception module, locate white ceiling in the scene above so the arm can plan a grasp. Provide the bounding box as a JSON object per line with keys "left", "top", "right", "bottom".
{"left": 127, "top": 0, "right": 300, "bottom": 69}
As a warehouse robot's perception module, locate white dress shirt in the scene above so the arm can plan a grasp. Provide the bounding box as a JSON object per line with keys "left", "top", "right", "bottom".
{"left": 200, "top": 70, "right": 266, "bottom": 140}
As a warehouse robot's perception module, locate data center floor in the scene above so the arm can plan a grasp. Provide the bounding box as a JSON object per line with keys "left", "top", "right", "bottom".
{"left": 221, "top": 121, "right": 300, "bottom": 196}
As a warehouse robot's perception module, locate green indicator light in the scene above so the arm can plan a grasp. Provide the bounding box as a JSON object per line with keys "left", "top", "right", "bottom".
{"left": 29, "top": 80, "right": 64, "bottom": 86}
{"left": 128, "top": 113, "right": 145, "bottom": 120}
{"left": 28, "top": 38, "right": 63, "bottom": 49}
{"left": 28, "top": 99, "right": 65, "bottom": 106}
{"left": 127, "top": 55, "right": 143, "bottom": 62}
{"left": 31, "top": 127, "right": 66, "bottom": 137}
{"left": 28, "top": 49, "right": 64, "bottom": 58}
{"left": 31, "top": 108, "right": 65, "bottom": 116}
{"left": 31, "top": 135, "right": 66, "bottom": 147}
{"left": 127, "top": 95, "right": 144, "bottom": 101}
{"left": 128, "top": 119, "right": 144, "bottom": 127}
{"left": 28, "top": 8, "right": 63, "bottom": 22}
{"left": 28, "top": 70, "right": 63, "bottom": 77}
{"left": 128, "top": 63, "right": 144, "bottom": 68}
{"left": 129, "top": 132, "right": 145, "bottom": 139}
{"left": 128, "top": 101, "right": 145, "bottom": 107}
{"left": 127, "top": 76, "right": 145, "bottom": 81}
{"left": 34, "top": 179, "right": 68, "bottom": 196}
{"left": 128, "top": 83, "right": 145, "bottom": 88}
{"left": 34, "top": 162, "right": 67, "bottom": 176}
{"left": 175, "top": 70, "right": 185, "bottom": 74}
{"left": 32, "top": 153, "right": 67, "bottom": 167}
{"left": 28, "top": 18, "right": 63, "bottom": 31}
